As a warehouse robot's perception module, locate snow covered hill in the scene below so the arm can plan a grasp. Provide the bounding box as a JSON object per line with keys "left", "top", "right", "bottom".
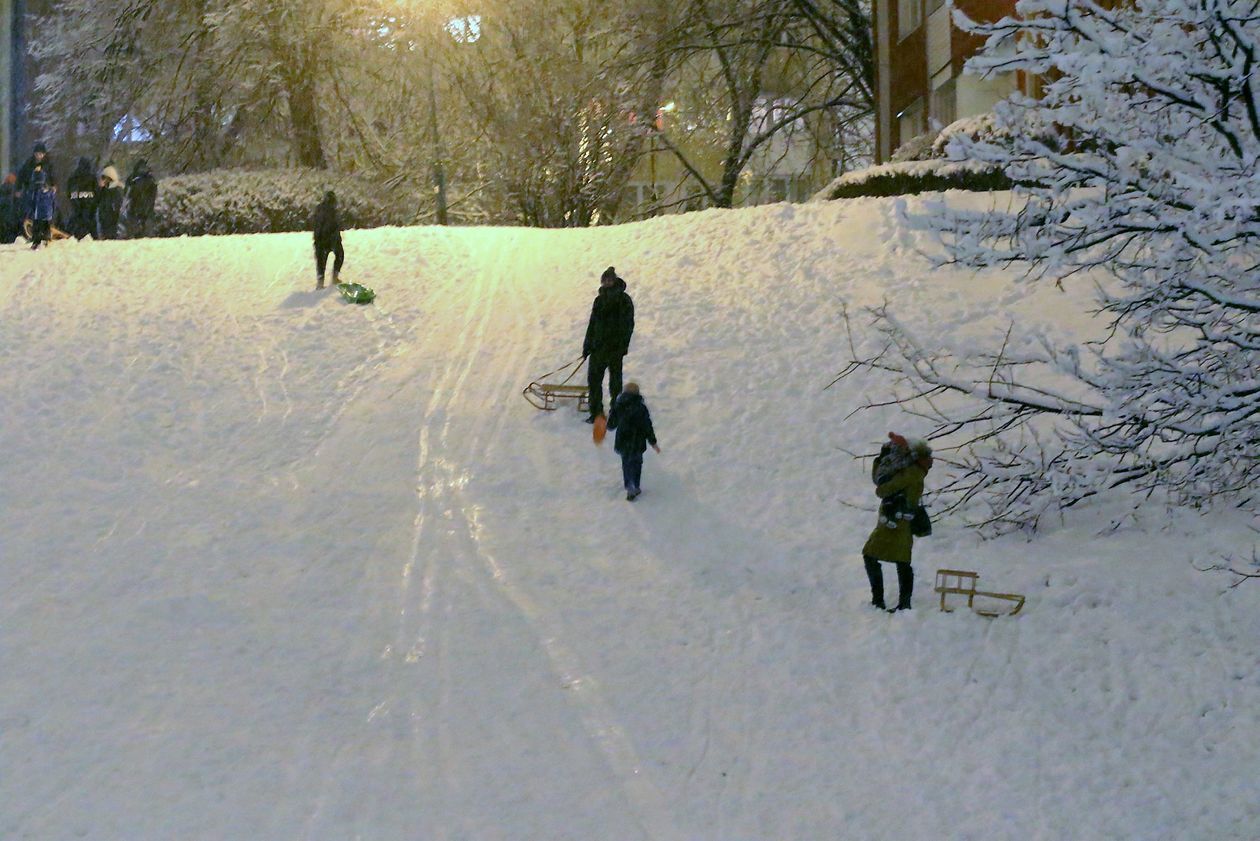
{"left": 2, "top": 197, "right": 1257, "bottom": 841}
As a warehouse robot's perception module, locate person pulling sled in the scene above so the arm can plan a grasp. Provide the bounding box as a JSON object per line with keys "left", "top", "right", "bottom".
{"left": 582, "top": 266, "right": 634, "bottom": 422}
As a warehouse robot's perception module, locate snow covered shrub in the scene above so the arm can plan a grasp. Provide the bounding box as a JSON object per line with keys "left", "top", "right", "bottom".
{"left": 152, "top": 169, "right": 415, "bottom": 237}
{"left": 889, "top": 130, "right": 940, "bottom": 163}
{"left": 840, "top": 0, "right": 1260, "bottom": 531}
{"left": 815, "top": 160, "right": 1011, "bottom": 199}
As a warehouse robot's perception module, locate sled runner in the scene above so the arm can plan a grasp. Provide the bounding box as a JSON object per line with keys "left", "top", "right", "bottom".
{"left": 336, "top": 282, "right": 375, "bottom": 305}
{"left": 522, "top": 356, "right": 590, "bottom": 412}
{"left": 934, "top": 569, "right": 1025, "bottom": 618}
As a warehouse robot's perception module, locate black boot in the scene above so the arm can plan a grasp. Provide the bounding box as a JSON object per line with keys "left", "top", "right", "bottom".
{"left": 863, "top": 555, "right": 886, "bottom": 610}
{"left": 892, "top": 562, "right": 914, "bottom": 612}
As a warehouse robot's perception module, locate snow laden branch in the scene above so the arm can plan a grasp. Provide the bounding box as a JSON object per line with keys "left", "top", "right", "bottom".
{"left": 837, "top": 0, "right": 1260, "bottom": 532}
{"left": 836, "top": 0, "right": 1260, "bottom": 532}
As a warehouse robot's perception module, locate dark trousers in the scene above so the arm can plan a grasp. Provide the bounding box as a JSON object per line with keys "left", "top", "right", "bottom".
{"left": 127, "top": 214, "right": 152, "bottom": 239}
{"left": 69, "top": 205, "right": 95, "bottom": 240}
{"left": 863, "top": 554, "right": 913, "bottom": 609}
{"left": 30, "top": 220, "right": 51, "bottom": 249}
{"left": 316, "top": 240, "right": 345, "bottom": 284}
{"left": 620, "top": 451, "right": 643, "bottom": 491}
{"left": 587, "top": 351, "right": 623, "bottom": 417}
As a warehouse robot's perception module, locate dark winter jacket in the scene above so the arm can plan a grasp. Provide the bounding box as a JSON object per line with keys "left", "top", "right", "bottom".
{"left": 125, "top": 161, "right": 158, "bottom": 220}
{"left": 16, "top": 154, "right": 55, "bottom": 197}
{"left": 67, "top": 158, "right": 98, "bottom": 239}
{"left": 95, "top": 170, "right": 124, "bottom": 239}
{"left": 312, "top": 193, "right": 342, "bottom": 247}
{"left": 606, "top": 391, "right": 657, "bottom": 455}
{"left": 582, "top": 280, "right": 635, "bottom": 357}
{"left": 26, "top": 165, "right": 56, "bottom": 222}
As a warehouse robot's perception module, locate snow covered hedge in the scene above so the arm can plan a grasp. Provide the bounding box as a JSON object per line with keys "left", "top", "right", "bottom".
{"left": 813, "top": 115, "right": 1020, "bottom": 200}
{"left": 813, "top": 160, "right": 1011, "bottom": 200}
{"left": 152, "top": 169, "right": 416, "bottom": 237}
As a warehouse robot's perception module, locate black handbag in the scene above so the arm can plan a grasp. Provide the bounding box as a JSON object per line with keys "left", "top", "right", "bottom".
{"left": 910, "top": 504, "right": 932, "bottom": 537}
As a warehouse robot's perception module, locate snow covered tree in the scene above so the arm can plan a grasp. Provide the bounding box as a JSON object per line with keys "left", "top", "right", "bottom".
{"left": 839, "top": 0, "right": 1260, "bottom": 530}
{"left": 30, "top": 0, "right": 378, "bottom": 170}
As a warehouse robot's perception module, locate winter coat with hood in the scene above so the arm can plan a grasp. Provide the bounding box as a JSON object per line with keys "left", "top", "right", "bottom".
{"left": 96, "top": 166, "right": 124, "bottom": 235}
{"left": 67, "top": 158, "right": 97, "bottom": 203}
{"left": 67, "top": 158, "right": 98, "bottom": 238}
{"left": 583, "top": 273, "right": 635, "bottom": 358}
{"left": 606, "top": 390, "right": 657, "bottom": 455}
{"left": 861, "top": 444, "right": 930, "bottom": 565}
{"left": 125, "top": 159, "right": 158, "bottom": 219}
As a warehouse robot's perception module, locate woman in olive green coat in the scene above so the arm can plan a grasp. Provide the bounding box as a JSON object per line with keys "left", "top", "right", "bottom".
{"left": 861, "top": 434, "right": 932, "bottom": 611}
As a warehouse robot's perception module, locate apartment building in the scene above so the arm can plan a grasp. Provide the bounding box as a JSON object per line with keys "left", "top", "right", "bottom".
{"left": 873, "top": 0, "right": 1030, "bottom": 162}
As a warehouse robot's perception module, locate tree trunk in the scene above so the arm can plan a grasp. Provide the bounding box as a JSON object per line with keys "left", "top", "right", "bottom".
{"left": 287, "top": 73, "right": 326, "bottom": 169}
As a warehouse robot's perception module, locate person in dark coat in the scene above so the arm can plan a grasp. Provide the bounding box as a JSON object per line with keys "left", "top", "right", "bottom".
{"left": 311, "top": 190, "right": 344, "bottom": 288}
{"left": 861, "top": 433, "right": 932, "bottom": 612}
{"left": 606, "top": 382, "right": 660, "bottom": 501}
{"left": 25, "top": 157, "right": 57, "bottom": 249}
{"left": 95, "top": 166, "right": 124, "bottom": 240}
{"left": 0, "top": 173, "right": 21, "bottom": 243}
{"left": 16, "top": 142, "right": 56, "bottom": 203}
{"left": 66, "top": 157, "right": 99, "bottom": 240}
{"left": 582, "top": 266, "right": 635, "bottom": 421}
{"left": 124, "top": 158, "right": 158, "bottom": 238}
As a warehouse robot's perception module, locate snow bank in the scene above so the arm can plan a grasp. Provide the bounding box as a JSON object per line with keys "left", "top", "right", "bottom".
{"left": 1, "top": 197, "right": 1256, "bottom": 840}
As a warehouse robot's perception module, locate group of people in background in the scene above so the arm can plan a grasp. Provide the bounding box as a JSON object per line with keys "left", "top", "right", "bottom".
{"left": 0, "top": 142, "right": 158, "bottom": 249}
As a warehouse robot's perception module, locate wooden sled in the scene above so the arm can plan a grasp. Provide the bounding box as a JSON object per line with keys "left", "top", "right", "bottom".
{"left": 523, "top": 356, "right": 590, "bottom": 413}
{"left": 934, "top": 569, "right": 1025, "bottom": 618}
{"left": 22, "top": 219, "right": 71, "bottom": 241}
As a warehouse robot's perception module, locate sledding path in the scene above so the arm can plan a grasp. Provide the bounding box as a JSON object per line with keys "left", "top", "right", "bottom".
{"left": 1, "top": 201, "right": 1258, "bottom": 841}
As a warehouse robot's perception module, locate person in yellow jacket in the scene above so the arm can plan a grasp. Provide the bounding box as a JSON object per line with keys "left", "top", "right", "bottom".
{"left": 862, "top": 433, "right": 932, "bottom": 612}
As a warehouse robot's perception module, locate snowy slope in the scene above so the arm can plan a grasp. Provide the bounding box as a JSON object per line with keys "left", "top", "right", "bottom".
{"left": 1, "top": 198, "right": 1257, "bottom": 841}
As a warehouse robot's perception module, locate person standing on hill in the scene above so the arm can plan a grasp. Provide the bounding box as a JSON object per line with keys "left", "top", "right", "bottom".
{"left": 124, "top": 158, "right": 158, "bottom": 238}
{"left": 311, "top": 190, "right": 344, "bottom": 289}
{"left": 95, "top": 166, "right": 124, "bottom": 240}
{"left": 16, "top": 142, "right": 55, "bottom": 203}
{"left": 66, "top": 157, "right": 99, "bottom": 240}
{"left": 861, "top": 433, "right": 933, "bottom": 612}
{"left": 606, "top": 382, "right": 660, "bottom": 501}
{"left": 26, "top": 169, "right": 56, "bottom": 249}
{"left": 582, "top": 266, "right": 635, "bottom": 422}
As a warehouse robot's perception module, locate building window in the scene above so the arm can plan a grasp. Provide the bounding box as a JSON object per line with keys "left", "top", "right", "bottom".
{"left": 623, "top": 182, "right": 659, "bottom": 216}
{"left": 445, "top": 15, "right": 481, "bottom": 43}
{"left": 898, "top": 0, "right": 923, "bottom": 39}
{"left": 897, "top": 98, "right": 926, "bottom": 147}
{"left": 767, "top": 176, "right": 794, "bottom": 203}
{"left": 931, "top": 77, "right": 957, "bottom": 129}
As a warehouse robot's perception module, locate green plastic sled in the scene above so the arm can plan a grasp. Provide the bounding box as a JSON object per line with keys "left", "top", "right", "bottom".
{"left": 337, "top": 282, "right": 376, "bottom": 305}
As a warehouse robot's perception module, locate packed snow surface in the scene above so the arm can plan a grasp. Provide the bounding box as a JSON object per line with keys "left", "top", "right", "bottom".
{"left": 2, "top": 197, "right": 1257, "bottom": 841}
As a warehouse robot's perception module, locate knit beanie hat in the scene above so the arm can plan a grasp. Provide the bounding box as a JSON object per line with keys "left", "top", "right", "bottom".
{"left": 601, "top": 266, "right": 618, "bottom": 283}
